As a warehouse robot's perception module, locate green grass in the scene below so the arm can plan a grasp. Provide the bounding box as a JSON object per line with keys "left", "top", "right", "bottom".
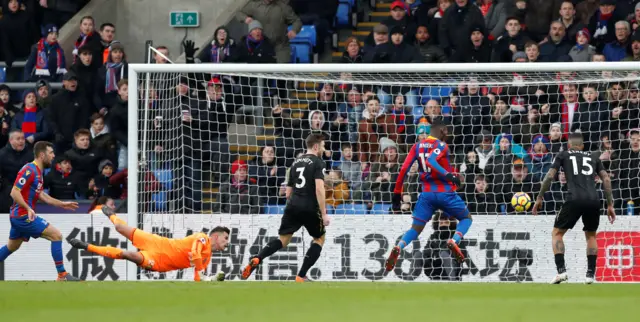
{"left": 0, "top": 282, "right": 638, "bottom": 321}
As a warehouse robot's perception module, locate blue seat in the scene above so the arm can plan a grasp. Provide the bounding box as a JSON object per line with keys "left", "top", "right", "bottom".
{"left": 371, "top": 203, "right": 391, "bottom": 215}
{"left": 335, "top": 3, "right": 351, "bottom": 28}
{"left": 265, "top": 204, "right": 286, "bottom": 215}
{"left": 420, "top": 86, "right": 453, "bottom": 104}
{"left": 339, "top": 0, "right": 355, "bottom": 7}
{"left": 334, "top": 203, "right": 368, "bottom": 215}
{"left": 289, "top": 25, "right": 316, "bottom": 47}
{"left": 0, "top": 67, "right": 5, "bottom": 83}
{"left": 291, "top": 43, "right": 312, "bottom": 63}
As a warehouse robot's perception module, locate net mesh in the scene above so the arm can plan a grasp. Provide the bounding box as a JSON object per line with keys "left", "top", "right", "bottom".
{"left": 133, "top": 67, "right": 640, "bottom": 282}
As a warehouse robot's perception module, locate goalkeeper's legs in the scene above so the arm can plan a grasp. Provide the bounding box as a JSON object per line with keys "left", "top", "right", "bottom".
{"left": 69, "top": 238, "right": 143, "bottom": 265}
{"left": 102, "top": 205, "right": 135, "bottom": 241}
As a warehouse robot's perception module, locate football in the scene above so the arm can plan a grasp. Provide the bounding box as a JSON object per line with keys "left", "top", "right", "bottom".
{"left": 511, "top": 192, "right": 532, "bottom": 212}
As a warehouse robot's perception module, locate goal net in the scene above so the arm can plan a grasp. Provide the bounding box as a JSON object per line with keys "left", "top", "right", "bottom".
{"left": 127, "top": 62, "right": 640, "bottom": 282}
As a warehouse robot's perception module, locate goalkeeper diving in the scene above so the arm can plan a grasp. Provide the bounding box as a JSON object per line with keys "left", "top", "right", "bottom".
{"left": 69, "top": 205, "right": 230, "bottom": 281}
{"left": 386, "top": 120, "right": 472, "bottom": 270}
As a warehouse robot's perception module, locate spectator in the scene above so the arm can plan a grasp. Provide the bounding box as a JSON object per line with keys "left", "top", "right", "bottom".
{"left": 0, "top": 130, "right": 32, "bottom": 212}
{"left": 0, "top": 85, "right": 11, "bottom": 112}
{"left": 466, "top": 174, "right": 497, "bottom": 214}
{"left": 413, "top": 24, "right": 447, "bottom": 63}
{"left": 10, "top": 90, "right": 50, "bottom": 146}
{"left": 512, "top": 51, "right": 528, "bottom": 62}
{"left": 525, "top": 134, "right": 552, "bottom": 182}
{"left": 512, "top": 107, "right": 542, "bottom": 150}
{"left": 603, "top": 20, "right": 632, "bottom": 61}
{"left": 452, "top": 77, "right": 491, "bottom": 153}
{"left": 109, "top": 79, "right": 128, "bottom": 169}
{"left": 35, "top": 79, "right": 52, "bottom": 110}
{"left": 89, "top": 113, "right": 117, "bottom": 165}
{"left": 540, "top": 83, "right": 580, "bottom": 136}
{"left": 547, "top": 122, "right": 565, "bottom": 153}
{"left": 363, "top": 23, "right": 389, "bottom": 53}
{"left": 524, "top": 41, "right": 541, "bottom": 62}
{"left": 364, "top": 25, "right": 424, "bottom": 64}
{"left": 402, "top": 0, "right": 432, "bottom": 27}
{"left": 498, "top": 158, "right": 539, "bottom": 213}
{"left": 44, "top": 156, "right": 80, "bottom": 200}
{"left": 463, "top": 129, "right": 494, "bottom": 173}
{"left": 569, "top": 28, "right": 596, "bottom": 62}
{"left": 341, "top": 37, "right": 364, "bottom": 63}
{"left": 24, "top": 24, "right": 67, "bottom": 82}
{"left": 619, "top": 129, "right": 640, "bottom": 213}
{"left": 72, "top": 16, "right": 102, "bottom": 70}
{"left": 197, "top": 26, "right": 239, "bottom": 63}
{"left": 88, "top": 159, "right": 121, "bottom": 199}
{"left": 486, "top": 133, "right": 527, "bottom": 187}
{"left": 491, "top": 16, "right": 530, "bottom": 62}
{"left": 631, "top": 2, "right": 640, "bottom": 33}
{"left": 325, "top": 168, "right": 349, "bottom": 208}
{"left": 309, "top": 83, "right": 338, "bottom": 120}
{"left": 236, "top": 0, "right": 302, "bottom": 63}
{"left": 588, "top": 0, "right": 624, "bottom": 51}
{"left": 248, "top": 145, "right": 285, "bottom": 205}
{"left": 604, "top": 82, "right": 629, "bottom": 140}
{"left": 423, "top": 214, "right": 464, "bottom": 280}
{"left": 0, "top": 0, "right": 38, "bottom": 80}
{"left": 575, "top": 0, "right": 600, "bottom": 25}
{"left": 451, "top": 25, "right": 492, "bottom": 63}
{"left": 197, "top": 77, "right": 233, "bottom": 174}
{"left": 572, "top": 84, "right": 607, "bottom": 151}
{"left": 439, "top": 0, "right": 486, "bottom": 57}
{"left": 368, "top": 137, "right": 401, "bottom": 204}
{"left": 490, "top": 96, "right": 513, "bottom": 135}
{"left": 0, "top": 95, "right": 10, "bottom": 147}
{"left": 153, "top": 46, "right": 171, "bottom": 64}
{"left": 48, "top": 71, "right": 93, "bottom": 152}
{"left": 427, "top": 0, "right": 453, "bottom": 44}
{"left": 98, "top": 23, "right": 116, "bottom": 65}
{"left": 557, "top": 0, "right": 584, "bottom": 42}
{"left": 289, "top": 0, "right": 338, "bottom": 55}
{"left": 98, "top": 41, "right": 128, "bottom": 108}
{"left": 377, "top": 1, "right": 418, "bottom": 43}
{"left": 417, "top": 99, "right": 449, "bottom": 129}
{"left": 215, "top": 160, "right": 260, "bottom": 214}
{"left": 68, "top": 46, "right": 101, "bottom": 109}
{"left": 337, "top": 88, "right": 364, "bottom": 143}
{"left": 539, "top": 21, "right": 572, "bottom": 62}
{"left": 624, "top": 31, "right": 640, "bottom": 61}
{"left": 380, "top": 93, "right": 416, "bottom": 151}
{"left": 237, "top": 21, "right": 277, "bottom": 63}
{"left": 358, "top": 96, "right": 384, "bottom": 162}
{"left": 477, "top": 0, "right": 507, "bottom": 41}
{"left": 64, "top": 129, "right": 103, "bottom": 193}
{"left": 515, "top": 0, "right": 563, "bottom": 42}
{"left": 334, "top": 143, "right": 363, "bottom": 194}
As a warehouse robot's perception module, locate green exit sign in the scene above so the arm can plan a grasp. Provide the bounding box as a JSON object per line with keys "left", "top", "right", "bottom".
{"left": 170, "top": 11, "right": 199, "bottom": 27}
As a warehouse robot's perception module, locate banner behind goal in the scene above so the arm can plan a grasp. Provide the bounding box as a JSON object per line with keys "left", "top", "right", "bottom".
{"left": 127, "top": 62, "right": 640, "bottom": 282}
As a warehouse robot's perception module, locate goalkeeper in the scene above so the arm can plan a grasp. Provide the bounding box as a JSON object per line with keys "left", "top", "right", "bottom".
{"left": 69, "top": 206, "right": 230, "bottom": 281}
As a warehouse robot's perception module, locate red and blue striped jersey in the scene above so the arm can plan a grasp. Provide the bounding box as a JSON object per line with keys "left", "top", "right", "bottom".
{"left": 10, "top": 162, "right": 44, "bottom": 218}
{"left": 394, "top": 136, "right": 457, "bottom": 194}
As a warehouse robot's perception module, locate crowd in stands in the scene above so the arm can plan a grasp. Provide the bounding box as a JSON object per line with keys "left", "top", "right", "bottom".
{"left": 0, "top": 0, "right": 639, "bottom": 216}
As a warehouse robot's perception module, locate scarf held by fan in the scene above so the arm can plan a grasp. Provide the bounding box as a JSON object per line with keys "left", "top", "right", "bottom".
{"left": 35, "top": 39, "right": 66, "bottom": 76}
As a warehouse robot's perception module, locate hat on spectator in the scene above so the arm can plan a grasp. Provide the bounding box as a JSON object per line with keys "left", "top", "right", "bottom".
{"left": 390, "top": 0, "right": 405, "bottom": 10}
{"left": 98, "top": 159, "right": 114, "bottom": 172}
{"left": 512, "top": 51, "right": 528, "bottom": 62}
{"left": 629, "top": 82, "right": 639, "bottom": 91}
{"left": 512, "top": 158, "right": 525, "bottom": 168}
{"left": 576, "top": 28, "right": 591, "bottom": 42}
{"left": 477, "top": 129, "right": 492, "bottom": 143}
{"left": 499, "top": 133, "right": 513, "bottom": 143}
{"left": 379, "top": 137, "right": 398, "bottom": 153}
{"left": 248, "top": 20, "right": 263, "bottom": 33}
{"left": 632, "top": 31, "right": 640, "bottom": 42}
{"left": 373, "top": 23, "right": 389, "bottom": 34}
{"left": 35, "top": 79, "right": 48, "bottom": 91}
{"left": 531, "top": 134, "right": 551, "bottom": 152}
{"left": 469, "top": 24, "right": 485, "bottom": 36}
{"left": 77, "top": 45, "right": 92, "bottom": 55}
{"left": 55, "top": 155, "right": 71, "bottom": 164}
{"left": 42, "top": 24, "right": 58, "bottom": 37}
{"left": 110, "top": 41, "right": 125, "bottom": 52}
{"left": 63, "top": 71, "right": 78, "bottom": 81}
{"left": 22, "top": 90, "right": 35, "bottom": 102}
{"left": 231, "top": 159, "right": 248, "bottom": 175}
{"left": 550, "top": 122, "right": 562, "bottom": 131}
{"left": 600, "top": 0, "right": 615, "bottom": 5}
{"left": 390, "top": 25, "right": 404, "bottom": 36}
{"left": 207, "top": 77, "right": 222, "bottom": 87}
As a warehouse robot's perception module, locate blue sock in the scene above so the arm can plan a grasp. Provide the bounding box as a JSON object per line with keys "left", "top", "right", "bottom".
{"left": 453, "top": 218, "right": 472, "bottom": 244}
{"left": 51, "top": 241, "right": 66, "bottom": 274}
{"left": 0, "top": 245, "right": 13, "bottom": 261}
{"left": 398, "top": 228, "right": 420, "bottom": 250}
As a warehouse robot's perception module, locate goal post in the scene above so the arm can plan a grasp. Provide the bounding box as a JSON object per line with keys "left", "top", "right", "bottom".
{"left": 127, "top": 62, "right": 640, "bottom": 282}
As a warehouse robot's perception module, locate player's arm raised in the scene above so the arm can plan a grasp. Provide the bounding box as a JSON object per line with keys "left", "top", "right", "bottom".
{"left": 39, "top": 192, "right": 79, "bottom": 211}
{"left": 596, "top": 159, "right": 616, "bottom": 224}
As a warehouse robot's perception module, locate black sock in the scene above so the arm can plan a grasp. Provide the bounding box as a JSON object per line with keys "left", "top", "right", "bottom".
{"left": 587, "top": 255, "right": 597, "bottom": 276}
{"left": 257, "top": 239, "right": 283, "bottom": 260}
{"left": 298, "top": 243, "right": 322, "bottom": 278}
{"left": 555, "top": 254, "right": 566, "bottom": 274}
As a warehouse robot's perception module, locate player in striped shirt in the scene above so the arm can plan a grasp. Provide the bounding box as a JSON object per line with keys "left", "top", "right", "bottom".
{"left": 386, "top": 120, "right": 472, "bottom": 271}
{"left": 0, "top": 141, "right": 80, "bottom": 281}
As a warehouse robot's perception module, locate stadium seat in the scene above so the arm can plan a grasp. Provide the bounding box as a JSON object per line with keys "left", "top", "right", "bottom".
{"left": 334, "top": 203, "right": 368, "bottom": 215}
{"left": 289, "top": 25, "right": 318, "bottom": 63}
{"left": 335, "top": 3, "right": 351, "bottom": 28}
{"left": 265, "top": 204, "right": 286, "bottom": 215}
{"left": 0, "top": 67, "right": 5, "bottom": 83}
{"left": 420, "top": 86, "right": 453, "bottom": 104}
{"left": 371, "top": 203, "right": 391, "bottom": 215}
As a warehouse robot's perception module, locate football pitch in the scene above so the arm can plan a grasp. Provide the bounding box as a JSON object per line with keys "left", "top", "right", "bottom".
{"left": 0, "top": 282, "right": 637, "bottom": 321}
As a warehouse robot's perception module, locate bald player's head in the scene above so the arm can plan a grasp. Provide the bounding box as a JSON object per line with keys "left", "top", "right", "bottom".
{"left": 568, "top": 132, "right": 584, "bottom": 150}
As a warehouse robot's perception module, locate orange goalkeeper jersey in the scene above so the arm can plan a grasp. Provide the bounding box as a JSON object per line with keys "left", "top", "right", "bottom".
{"left": 135, "top": 231, "right": 212, "bottom": 273}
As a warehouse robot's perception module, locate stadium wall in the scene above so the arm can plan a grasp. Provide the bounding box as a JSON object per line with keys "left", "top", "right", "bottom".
{"left": 1, "top": 214, "right": 638, "bottom": 283}
{"left": 57, "top": 0, "right": 250, "bottom": 64}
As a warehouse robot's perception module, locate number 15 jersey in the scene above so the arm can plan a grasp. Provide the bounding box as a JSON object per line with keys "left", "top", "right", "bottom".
{"left": 551, "top": 150, "right": 604, "bottom": 202}
{"left": 287, "top": 154, "right": 326, "bottom": 209}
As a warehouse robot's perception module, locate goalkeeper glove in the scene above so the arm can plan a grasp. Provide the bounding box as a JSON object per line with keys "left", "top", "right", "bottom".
{"left": 445, "top": 173, "right": 461, "bottom": 187}
{"left": 392, "top": 193, "right": 402, "bottom": 211}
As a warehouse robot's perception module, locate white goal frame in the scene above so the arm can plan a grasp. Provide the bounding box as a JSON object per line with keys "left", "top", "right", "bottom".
{"left": 126, "top": 62, "right": 640, "bottom": 281}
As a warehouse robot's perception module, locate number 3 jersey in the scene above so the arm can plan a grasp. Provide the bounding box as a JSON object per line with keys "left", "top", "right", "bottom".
{"left": 551, "top": 150, "right": 604, "bottom": 202}
{"left": 395, "top": 136, "right": 457, "bottom": 194}
{"left": 10, "top": 162, "right": 43, "bottom": 218}
{"left": 287, "top": 154, "right": 325, "bottom": 209}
